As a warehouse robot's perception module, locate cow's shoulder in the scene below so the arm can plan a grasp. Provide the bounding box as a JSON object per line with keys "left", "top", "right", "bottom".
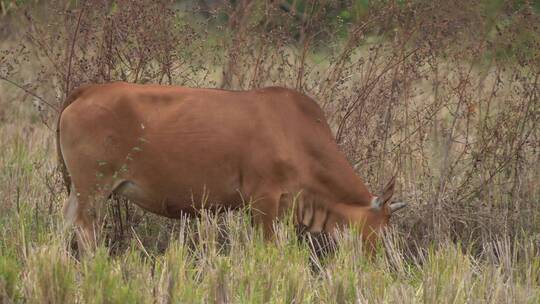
{"left": 256, "top": 86, "right": 325, "bottom": 121}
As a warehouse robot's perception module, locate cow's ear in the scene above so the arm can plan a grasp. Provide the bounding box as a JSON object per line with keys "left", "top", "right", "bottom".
{"left": 380, "top": 176, "right": 395, "bottom": 205}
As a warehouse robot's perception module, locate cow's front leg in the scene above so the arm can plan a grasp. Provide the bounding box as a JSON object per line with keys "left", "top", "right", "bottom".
{"left": 250, "top": 191, "right": 280, "bottom": 240}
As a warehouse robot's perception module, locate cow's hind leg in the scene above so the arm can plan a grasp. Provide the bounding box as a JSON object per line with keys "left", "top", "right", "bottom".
{"left": 63, "top": 185, "right": 108, "bottom": 253}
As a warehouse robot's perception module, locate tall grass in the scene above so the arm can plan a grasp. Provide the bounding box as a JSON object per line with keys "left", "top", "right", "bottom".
{"left": 0, "top": 121, "right": 538, "bottom": 302}
{"left": 0, "top": 0, "right": 539, "bottom": 302}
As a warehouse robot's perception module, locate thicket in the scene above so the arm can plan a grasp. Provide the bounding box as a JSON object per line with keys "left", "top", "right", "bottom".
{"left": 0, "top": 0, "right": 539, "bottom": 302}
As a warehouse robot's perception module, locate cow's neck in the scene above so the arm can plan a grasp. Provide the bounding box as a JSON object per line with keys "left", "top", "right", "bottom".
{"left": 310, "top": 152, "right": 374, "bottom": 207}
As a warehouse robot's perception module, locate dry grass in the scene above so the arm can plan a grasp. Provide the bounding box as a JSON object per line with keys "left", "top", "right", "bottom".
{"left": 0, "top": 0, "right": 539, "bottom": 302}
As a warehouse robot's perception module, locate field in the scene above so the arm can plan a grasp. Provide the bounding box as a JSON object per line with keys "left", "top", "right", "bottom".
{"left": 0, "top": 1, "right": 539, "bottom": 303}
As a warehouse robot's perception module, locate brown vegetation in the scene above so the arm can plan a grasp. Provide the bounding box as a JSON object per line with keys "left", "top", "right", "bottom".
{"left": 0, "top": 0, "right": 539, "bottom": 302}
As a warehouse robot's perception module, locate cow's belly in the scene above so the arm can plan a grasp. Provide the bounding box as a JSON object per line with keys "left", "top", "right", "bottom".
{"left": 113, "top": 173, "right": 245, "bottom": 218}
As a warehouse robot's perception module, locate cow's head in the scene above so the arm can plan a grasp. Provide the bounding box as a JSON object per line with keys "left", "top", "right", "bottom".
{"left": 328, "top": 177, "right": 407, "bottom": 250}
{"left": 297, "top": 177, "right": 407, "bottom": 256}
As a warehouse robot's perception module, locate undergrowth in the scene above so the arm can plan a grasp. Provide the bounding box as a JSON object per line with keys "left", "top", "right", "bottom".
{"left": 0, "top": 0, "right": 539, "bottom": 303}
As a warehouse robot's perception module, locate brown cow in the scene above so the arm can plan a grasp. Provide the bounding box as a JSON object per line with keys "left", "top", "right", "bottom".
{"left": 57, "top": 82, "right": 406, "bottom": 251}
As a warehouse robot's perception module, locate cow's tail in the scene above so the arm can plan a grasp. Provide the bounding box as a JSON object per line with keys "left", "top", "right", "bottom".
{"left": 56, "top": 86, "right": 87, "bottom": 194}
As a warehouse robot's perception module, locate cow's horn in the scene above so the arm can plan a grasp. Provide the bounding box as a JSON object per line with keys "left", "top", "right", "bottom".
{"left": 390, "top": 202, "right": 407, "bottom": 213}
{"left": 371, "top": 196, "right": 382, "bottom": 209}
